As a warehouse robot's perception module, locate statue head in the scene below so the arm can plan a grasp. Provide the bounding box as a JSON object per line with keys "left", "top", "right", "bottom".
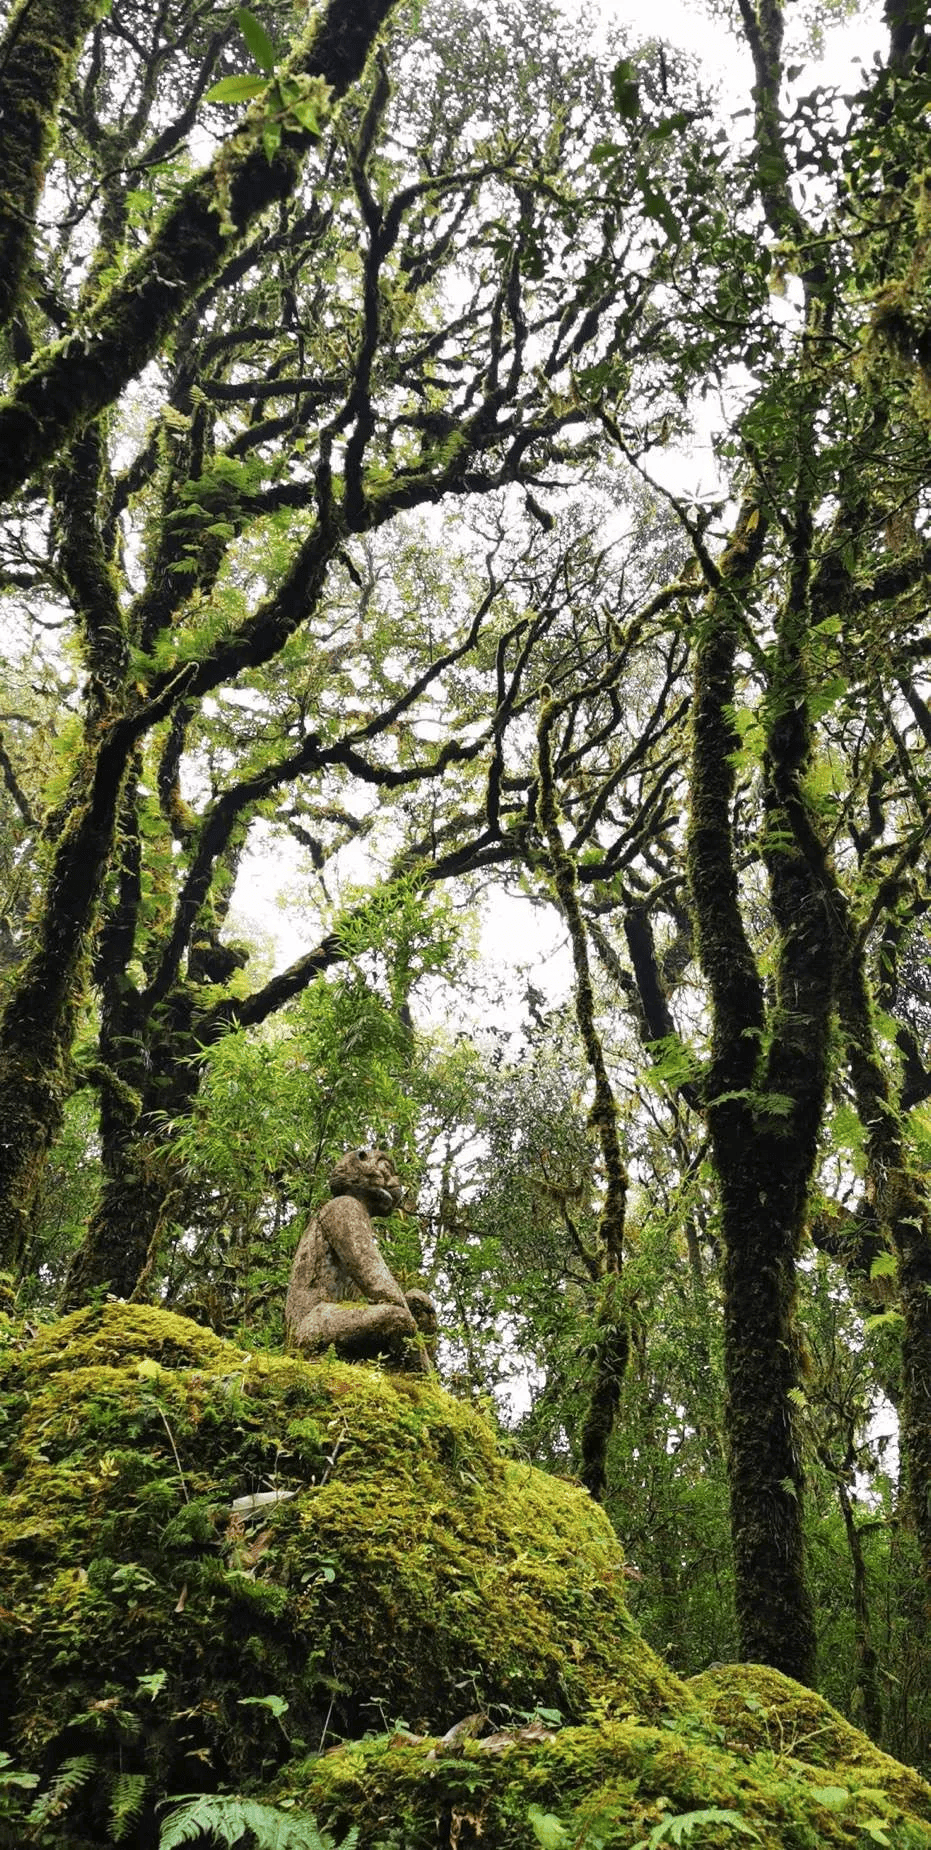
{"left": 329, "top": 1147, "right": 404, "bottom": 1217}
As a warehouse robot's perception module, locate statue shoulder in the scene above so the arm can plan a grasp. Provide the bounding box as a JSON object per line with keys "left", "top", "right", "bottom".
{"left": 318, "top": 1194, "right": 373, "bottom": 1236}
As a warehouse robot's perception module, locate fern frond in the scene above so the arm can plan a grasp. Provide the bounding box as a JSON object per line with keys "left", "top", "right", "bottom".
{"left": 110, "top": 1770, "right": 149, "bottom": 1843}
{"left": 158, "top": 1790, "right": 359, "bottom": 1850}
{"left": 27, "top": 1754, "right": 96, "bottom": 1826}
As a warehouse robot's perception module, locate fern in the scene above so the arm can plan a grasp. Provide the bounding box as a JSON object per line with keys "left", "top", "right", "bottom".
{"left": 158, "top": 1791, "right": 360, "bottom": 1850}
{"left": 110, "top": 1770, "right": 149, "bottom": 1843}
{"left": 26, "top": 1755, "right": 96, "bottom": 1828}
{"left": 632, "top": 1808, "right": 761, "bottom": 1848}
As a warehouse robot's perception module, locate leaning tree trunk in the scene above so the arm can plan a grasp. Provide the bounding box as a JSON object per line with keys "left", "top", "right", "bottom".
{"left": 0, "top": 735, "right": 130, "bottom": 1273}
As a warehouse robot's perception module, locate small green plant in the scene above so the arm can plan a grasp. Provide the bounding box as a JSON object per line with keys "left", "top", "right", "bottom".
{"left": 158, "top": 1792, "right": 360, "bottom": 1849}
{"left": 528, "top": 1808, "right": 570, "bottom": 1849}
{"left": 631, "top": 1808, "right": 761, "bottom": 1850}
{"left": 206, "top": 8, "right": 331, "bottom": 157}
{"left": 25, "top": 1755, "right": 96, "bottom": 1836}
{"left": 0, "top": 1749, "right": 40, "bottom": 1833}
{"left": 19, "top": 1751, "right": 150, "bottom": 1845}
{"left": 107, "top": 1771, "right": 149, "bottom": 1844}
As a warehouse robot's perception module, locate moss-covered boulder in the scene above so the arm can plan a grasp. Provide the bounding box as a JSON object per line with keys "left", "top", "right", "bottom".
{"left": 0, "top": 1303, "right": 680, "bottom": 1843}
{"left": 284, "top": 1686, "right": 931, "bottom": 1850}
{"left": 0, "top": 1303, "right": 929, "bottom": 1850}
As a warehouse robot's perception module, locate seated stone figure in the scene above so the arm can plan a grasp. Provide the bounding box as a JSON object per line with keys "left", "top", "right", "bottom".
{"left": 285, "top": 1147, "right": 436, "bottom": 1370}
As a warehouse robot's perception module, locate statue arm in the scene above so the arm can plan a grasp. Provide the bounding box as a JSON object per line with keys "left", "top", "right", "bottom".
{"left": 319, "top": 1198, "right": 413, "bottom": 1314}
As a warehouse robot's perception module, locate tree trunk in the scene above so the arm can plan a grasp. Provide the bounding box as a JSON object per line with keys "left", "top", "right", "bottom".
{"left": 717, "top": 1141, "right": 816, "bottom": 1680}
{"left": 60, "top": 978, "right": 200, "bottom": 1307}
{"left": 826, "top": 903, "right": 931, "bottom": 1610}
{"left": 686, "top": 499, "right": 825, "bottom": 1687}
{"left": 538, "top": 692, "right": 629, "bottom": 1502}
{"left": 836, "top": 1477, "right": 884, "bottom": 1743}
{"left": 63, "top": 1151, "right": 177, "bottom": 1306}
{"left": 0, "top": 743, "right": 127, "bottom": 1271}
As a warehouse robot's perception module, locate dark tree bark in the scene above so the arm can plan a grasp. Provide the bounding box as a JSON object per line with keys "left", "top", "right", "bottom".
{"left": 0, "top": 680, "right": 188, "bottom": 1272}
{"left": 827, "top": 904, "right": 931, "bottom": 1606}
{"left": 686, "top": 500, "right": 830, "bottom": 1686}
{"left": 0, "top": 0, "right": 102, "bottom": 334}
{"left": 538, "top": 692, "right": 629, "bottom": 1502}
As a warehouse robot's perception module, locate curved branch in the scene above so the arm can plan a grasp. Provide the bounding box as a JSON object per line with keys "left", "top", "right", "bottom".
{"left": 0, "top": 0, "right": 398, "bottom": 499}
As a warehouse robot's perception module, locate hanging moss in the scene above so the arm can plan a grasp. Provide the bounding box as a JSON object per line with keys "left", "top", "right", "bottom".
{"left": 0, "top": 0, "right": 103, "bottom": 332}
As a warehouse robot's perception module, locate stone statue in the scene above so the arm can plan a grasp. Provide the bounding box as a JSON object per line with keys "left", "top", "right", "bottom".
{"left": 285, "top": 1147, "right": 436, "bottom": 1371}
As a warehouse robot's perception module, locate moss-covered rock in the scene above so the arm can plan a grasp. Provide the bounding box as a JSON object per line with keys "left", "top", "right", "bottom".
{"left": 285, "top": 1702, "right": 931, "bottom": 1850}
{"left": 0, "top": 1303, "right": 929, "bottom": 1850}
{"left": 0, "top": 1303, "right": 680, "bottom": 1843}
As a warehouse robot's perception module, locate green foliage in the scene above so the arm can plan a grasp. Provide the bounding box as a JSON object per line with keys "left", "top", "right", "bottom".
{"left": 109, "top": 1771, "right": 149, "bottom": 1844}
{"left": 158, "top": 1792, "right": 359, "bottom": 1849}
{"left": 631, "top": 1810, "right": 760, "bottom": 1849}
{"left": 5, "top": 0, "right": 931, "bottom": 1814}
{"left": 234, "top": 8, "right": 277, "bottom": 76}
{"left": 528, "top": 1806, "right": 570, "bottom": 1847}
{"left": 611, "top": 57, "right": 640, "bottom": 122}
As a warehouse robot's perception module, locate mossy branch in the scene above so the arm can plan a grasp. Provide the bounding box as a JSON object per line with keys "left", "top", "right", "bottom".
{"left": 760, "top": 464, "right": 834, "bottom": 1151}
{"left": 0, "top": 0, "right": 398, "bottom": 501}
{"left": 812, "top": 865, "right": 931, "bottom": 1583}
{"left": 0, "top": 0, "right": 103, "bottom": 334}
{"left": 686, "top": 499, "right": 768, "bottom": 1104}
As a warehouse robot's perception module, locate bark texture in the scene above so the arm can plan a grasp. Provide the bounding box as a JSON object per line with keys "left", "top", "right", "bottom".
{"left": 687, "top": 502, "right": 823, "bottom": 1686}
{"left": 0, "top": 0, "right": 102, "bottom": 333}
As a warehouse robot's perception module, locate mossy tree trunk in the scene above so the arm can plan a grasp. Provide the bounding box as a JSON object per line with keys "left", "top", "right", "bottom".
{"left": 0, "top": 0, "right": 103, "bottom": 335}
{"left": 1, "top": 0, "right": 637, "bottom": 1284}
{"left": 60, "top": 985, "right": 195, "bottom": 1307}
{"left": 60, "top": 786, "right": 521, "bottom": 1307}
{"left": 0, "top": 0, "right": 399, "bottom": 1274}
{"left": 0, "top": 399, "right": 196, "bottom": 1274}
{"left": 830, "top": 908, "right": 931, "bottom": 1604}
{"left": 0, "top": 667, "right": 191, "bottom": 1274}
{"left": 686, "top": 496, "right": 836, "bottom": 1685}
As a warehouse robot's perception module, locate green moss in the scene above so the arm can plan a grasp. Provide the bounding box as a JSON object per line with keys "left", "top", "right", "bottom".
{"left": 23, "top": 1301, "right": 236, "bottom": 1374}
{"left": 2, "top": 1305, "right": 929, "bottom": 1849}
{"left": 0, "top": 1304, "right": 682, "bottom": 1842}
{"left": 286, "top": 1706, "right": 931, "bottom": 1849}
{"left": 690, "top": 1664, "right": 931, "bottom": 1813}
{"left": 0, "top": 0, "right": 103, "bottom": 328}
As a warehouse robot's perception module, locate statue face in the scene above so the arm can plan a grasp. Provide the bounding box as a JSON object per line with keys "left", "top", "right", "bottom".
{"left": 329, "top": 1147, "right": 404, "bottom": 1216}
